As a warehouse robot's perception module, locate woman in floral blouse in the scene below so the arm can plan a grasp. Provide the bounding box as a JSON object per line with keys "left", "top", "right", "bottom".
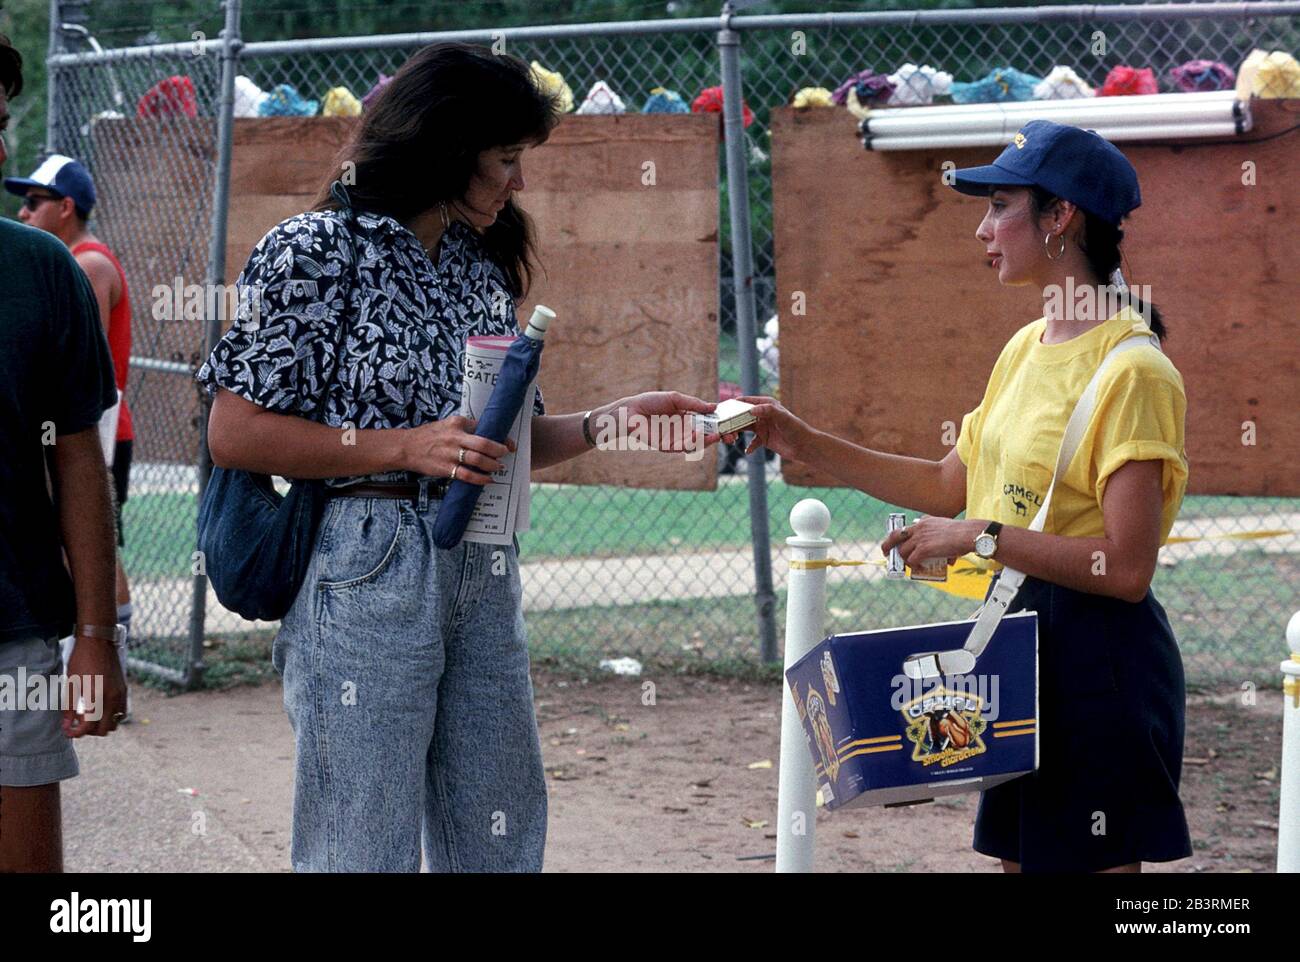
{"left": 196, "top": 42, "right": 716, "bottom": 872}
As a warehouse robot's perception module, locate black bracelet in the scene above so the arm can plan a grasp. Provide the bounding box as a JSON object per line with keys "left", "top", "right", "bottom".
{"left": 582, "top": 409, "right": 597, "bottom": 448}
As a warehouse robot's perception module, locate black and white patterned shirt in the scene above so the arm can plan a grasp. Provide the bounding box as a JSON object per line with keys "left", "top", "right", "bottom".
{"left": 195, "top": 209, "right": 545, "bottom": 483}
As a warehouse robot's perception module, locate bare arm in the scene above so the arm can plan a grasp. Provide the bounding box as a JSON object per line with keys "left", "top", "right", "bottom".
{"left": 530, "top": 392, "right": 719, "bottom": 472}
{"left": 801, "top": 431, "right": 968, "bottom": 518}
{"left": 981, "top": 458, "right": 1164, "bottom": 602}
{"left": 886, "top": 458, "right": 1165, "bottom": 603}
{"left": 207, "top": 388, "right": 513, "bottom": 484}
{"left": 49, "top": 427, "right": 127, "bottom": 736}
{"left": 733, "top": 395, "right": 967, "bottom": 518}
{"left": 74, "top": 251, "right": 116, "bottom": 335}
{"left": 530, "top": 410, "right": 590, "bottom": 472}
{"left": 49, "top": 428, "right": 117, "bottom": 629}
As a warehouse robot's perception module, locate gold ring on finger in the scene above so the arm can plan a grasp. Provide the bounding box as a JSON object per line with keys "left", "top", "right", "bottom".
{"left": 450, "top": 465, "right": 460, "bottom": 482}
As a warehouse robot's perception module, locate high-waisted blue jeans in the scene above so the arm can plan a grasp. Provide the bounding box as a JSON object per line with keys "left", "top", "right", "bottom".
{"left": 272, "top": 489, "right": 548, "bottom": 872}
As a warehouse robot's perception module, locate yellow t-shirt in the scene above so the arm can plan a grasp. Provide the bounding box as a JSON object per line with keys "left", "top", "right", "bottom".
{"left": 956, "top": 305, "right": 1189, "bottom": 567}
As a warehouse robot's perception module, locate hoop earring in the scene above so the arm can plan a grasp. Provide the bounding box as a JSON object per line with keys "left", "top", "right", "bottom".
{"left": 1044, "top": 231, "right": 1066, "bottom": 260}
{"left": 439, "top": 201, "right": 450, "bottom": 229}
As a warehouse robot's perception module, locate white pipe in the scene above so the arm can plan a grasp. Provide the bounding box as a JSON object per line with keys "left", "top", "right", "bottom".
{"left": 866, "top": 90, "right": 1238, "bottom": 124}
{"left": 1279, "top": 611, "right": 1300, "bottom": 872}
{"left": 775, "top": 499, "right": 832, "bottom": 873}
{"left": 868, "top": 122, "right": 1240, "bottom": 150}
{"left": 866, "top": 99, "right": 1239, "bottom": 137}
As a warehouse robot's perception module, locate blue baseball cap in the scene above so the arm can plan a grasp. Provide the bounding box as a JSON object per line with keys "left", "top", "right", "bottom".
{"left": 4, "top": 153, "right": 96, "bottom": 215}
{"left": 949, "top": 120, "right": 1140, "bottom": 227}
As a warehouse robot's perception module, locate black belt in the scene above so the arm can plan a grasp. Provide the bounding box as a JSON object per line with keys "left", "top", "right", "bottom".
{"left": 326, "top": 479, "right": 450, "bottom": 501}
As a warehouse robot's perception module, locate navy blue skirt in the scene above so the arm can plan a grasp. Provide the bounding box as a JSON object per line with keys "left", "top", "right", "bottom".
{"left": 972, "top": 573, "right": 1193, "bottom": 872}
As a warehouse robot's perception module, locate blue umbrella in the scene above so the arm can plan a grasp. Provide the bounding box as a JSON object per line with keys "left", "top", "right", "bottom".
{"left": 433, "top": 305, "right": 554, "bottom": 549}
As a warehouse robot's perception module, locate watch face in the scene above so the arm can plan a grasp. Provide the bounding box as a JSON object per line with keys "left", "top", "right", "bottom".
{"left": 975, "top": 534, "right": 995, "bottom": 557}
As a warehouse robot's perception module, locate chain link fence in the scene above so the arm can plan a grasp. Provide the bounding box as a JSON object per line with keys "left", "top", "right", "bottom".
{"left": 46, "top": 2, "right": 1299, "bottom": 688}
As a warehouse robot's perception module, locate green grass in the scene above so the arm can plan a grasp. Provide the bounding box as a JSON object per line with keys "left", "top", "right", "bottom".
{"left": 124, "top": 483, "right": 1299, "bottom": 575}
{"left": 522, "top": 548, "right": 1294, "bottom": 686}
{"left": 141, "top": 548, "right": 1292, "bottom": 691}
{"left": 121, "top": 481, "right": 1296, "bottom": 689}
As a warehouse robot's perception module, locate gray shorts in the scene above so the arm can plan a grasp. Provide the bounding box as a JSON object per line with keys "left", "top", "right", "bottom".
{"left": 0, "top": 636, "right": 80, "bottom": 786}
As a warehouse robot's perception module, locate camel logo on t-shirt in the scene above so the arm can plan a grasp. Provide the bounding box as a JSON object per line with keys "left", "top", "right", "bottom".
{"left": 1002, "top": 482, "right": 1042, "bottom": 518}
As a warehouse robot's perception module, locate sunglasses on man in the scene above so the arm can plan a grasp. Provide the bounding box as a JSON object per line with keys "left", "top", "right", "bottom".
{"left": 22, "top": 192, "right": 59, "bottom": 211}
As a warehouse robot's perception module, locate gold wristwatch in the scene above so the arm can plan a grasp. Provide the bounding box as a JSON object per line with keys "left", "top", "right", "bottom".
{"left": 974, "top": 521, "right": 1003, "bottom": 560}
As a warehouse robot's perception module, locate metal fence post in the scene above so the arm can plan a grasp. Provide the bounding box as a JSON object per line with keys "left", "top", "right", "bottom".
{"left": 187, "top": 0, "right": 243, "bottom": 689}
{"left": 718, "top": 2, "right": 778, "bottom": 664}
{"left": 45, "top": 0, "right": 60, "bottom": 153}
{"left": 46, "top": 0, "right": 89, "bottom": 154}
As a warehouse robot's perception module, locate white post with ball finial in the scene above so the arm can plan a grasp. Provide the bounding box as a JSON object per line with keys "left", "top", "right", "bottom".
{"left": 1278, "top": 611, "right": 1300, "bottom": 872}
{"left": 775, "top": 499, "right": 832, "bottom": 873}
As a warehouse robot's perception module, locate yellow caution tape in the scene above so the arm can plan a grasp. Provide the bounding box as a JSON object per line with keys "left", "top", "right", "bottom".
{"left": 1164, "top": 529, "right": 1295, "bottom": 545}
{"left": 791, "top": 527, "right": 1297, "bottom": 602}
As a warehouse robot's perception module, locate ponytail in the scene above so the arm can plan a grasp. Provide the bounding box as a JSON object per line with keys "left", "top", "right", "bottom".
{"left": 1028, "top": 186, "right": 1167, "bottom": 341}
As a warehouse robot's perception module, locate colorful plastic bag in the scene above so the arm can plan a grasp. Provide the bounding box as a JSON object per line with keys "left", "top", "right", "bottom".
{"left": 322, "top": 86, "right": 362, "bottom": 117}
{"left": 1236, "top": 49, "right": 1300, "bottom": 99}
{"left": 831, "top": 69, "right": 895, "bottom": 108}
{"left": 642, "top": 87, "right": 690, "bottom": 113}
{"left": 791, "top": 86, "right": 834, "bottom": 109}
{"left": 1098, "top": 65, "right": 1158, "bottom": 97}
{"left": 886, "top": 63, "right": 953, "bottom": 106}
{"left": 950, "top": 67, "right": 1042, "bottom": 104}
{"left": 1169, "top": 59, "right": 1235, "bottom": 92}
{"left": 530, "top": 61, "right": 574, "bottom": 113}
{"left": 1033, "top": 65, "right": 1095, "bottom": 100}
{"left": 233, "top": 75, "right": 267, "bottom": 117}
{"left": 576, "top": 81, "right": 626, "bottom": 114}
{"left": 692, "top": 85, "right": 753, "bottom": 127}
{"left": 257, "top": 83, "right": 318, "bottom": 116}
{"left": 137, "top": 76, "right": 198, "bottom": 117}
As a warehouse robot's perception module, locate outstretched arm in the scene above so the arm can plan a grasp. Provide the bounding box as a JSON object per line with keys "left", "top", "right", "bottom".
{"left": 730, "top": 395, "right": 968, "bottom": 518}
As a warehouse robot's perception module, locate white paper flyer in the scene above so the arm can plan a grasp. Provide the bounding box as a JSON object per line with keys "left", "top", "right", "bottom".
{"left": 457, "top": 336, "right": 535, "bottom": 545}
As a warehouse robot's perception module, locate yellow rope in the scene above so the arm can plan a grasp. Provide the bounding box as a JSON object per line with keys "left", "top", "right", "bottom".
{"left": 1164, "top": 528, "right": 1295, "bottom": 544}
{"left": 789, "top": 528, "right": 1299, "bottom": 602}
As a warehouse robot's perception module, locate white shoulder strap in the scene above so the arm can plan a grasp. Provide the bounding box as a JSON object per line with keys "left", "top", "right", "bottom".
{"left": 961, "top": 331, "right": 1159, "bottom": 659}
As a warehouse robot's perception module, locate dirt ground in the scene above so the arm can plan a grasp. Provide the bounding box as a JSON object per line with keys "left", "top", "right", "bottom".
{"left": 63, "top": 670, "right": 1285, "bottom": 872}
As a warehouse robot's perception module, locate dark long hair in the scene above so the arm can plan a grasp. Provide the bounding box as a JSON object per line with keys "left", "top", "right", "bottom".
{"left": 314, "top": 42, "right": 561, "bottom": 299}
{"left": 1026, "top": 185, "right": 1167, "bottom": 341}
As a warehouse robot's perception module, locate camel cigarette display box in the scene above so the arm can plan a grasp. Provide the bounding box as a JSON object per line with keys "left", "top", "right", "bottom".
{"left": 785, "top": 612, "right": 1039, "bottom": 810}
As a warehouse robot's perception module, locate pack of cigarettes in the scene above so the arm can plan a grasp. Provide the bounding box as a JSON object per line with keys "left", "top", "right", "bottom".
{"left": 694, "top": 398, "right": 757, "bottom": 436}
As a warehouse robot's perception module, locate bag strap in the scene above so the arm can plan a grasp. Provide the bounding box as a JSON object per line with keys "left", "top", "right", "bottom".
{"left": 960, "top": 329, "right": 1161, "bottom": 659}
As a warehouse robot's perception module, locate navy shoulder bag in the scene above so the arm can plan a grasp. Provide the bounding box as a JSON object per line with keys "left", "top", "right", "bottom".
{"left": 197, "top": 181, "right": 360, "bottom": 622}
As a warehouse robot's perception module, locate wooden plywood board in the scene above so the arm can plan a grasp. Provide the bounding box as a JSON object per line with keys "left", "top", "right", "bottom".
{"left": 522, "top": 115, "right": 719, "bottom": 489}
{"left": 770, "top": 100, "right": 1300, "bottom": 496}
{"left": 225, "top": 116, "right": 357, "bottom": 275}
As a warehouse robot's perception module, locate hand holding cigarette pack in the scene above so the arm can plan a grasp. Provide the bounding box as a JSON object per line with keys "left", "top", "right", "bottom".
{"left": 694, "top": 397, "right": 757, "bottom": 436}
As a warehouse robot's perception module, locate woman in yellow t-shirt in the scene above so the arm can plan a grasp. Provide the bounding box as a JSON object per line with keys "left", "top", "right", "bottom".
{"left": 733, "top": 120, "right": 1192, "bottom": 874}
